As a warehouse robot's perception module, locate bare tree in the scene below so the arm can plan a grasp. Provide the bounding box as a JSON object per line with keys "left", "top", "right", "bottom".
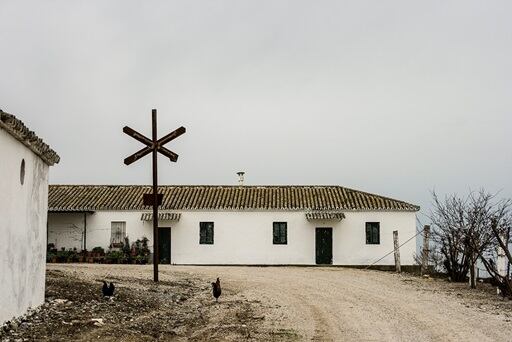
{"left": 430, "top": 191, "right": 470, "bottom": 282}
{"left": 476, "top": 199, "right": 512, "bottom": 298}
{"left": 414, "top": 245, "right": 444, "bottom": 273}
{"left": 463, "top": 191, "right": 502, "bottom": 288}
{"left": 431, "top": 189, "right": 512, "bottom": 293}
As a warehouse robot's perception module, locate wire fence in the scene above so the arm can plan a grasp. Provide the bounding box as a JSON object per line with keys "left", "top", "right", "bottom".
{"left": 365, "top": 229, "right": 424, "bottom": 270}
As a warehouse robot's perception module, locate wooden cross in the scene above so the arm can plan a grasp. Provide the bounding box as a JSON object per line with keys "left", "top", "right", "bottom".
{"left": 123, "top": 109, "right": 186, "bottom": 282}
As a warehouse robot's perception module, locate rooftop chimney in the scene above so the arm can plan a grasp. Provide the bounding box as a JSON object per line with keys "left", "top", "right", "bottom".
{"left": 237, "top": 171, "right": 245, "bottom": 186}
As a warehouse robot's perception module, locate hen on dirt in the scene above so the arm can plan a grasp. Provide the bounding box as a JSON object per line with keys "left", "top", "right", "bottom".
{"left": 102, "top": 281, "right": 115, "bottom": 297}
{"left": 211, "top": 278, "right": 221, "bottom": 302}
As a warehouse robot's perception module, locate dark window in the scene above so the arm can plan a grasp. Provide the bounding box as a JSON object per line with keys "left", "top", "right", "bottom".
{"left": 366, "top": 222, "right": 380, "bottom": 244}
{"left": 200, "top": 222, "right": 214, "bottom": 244}
{"left": 273, "top": 222, "right": 287, "bottom": 244}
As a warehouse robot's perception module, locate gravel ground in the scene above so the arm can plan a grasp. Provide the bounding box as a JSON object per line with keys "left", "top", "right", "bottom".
{"left": 169, "top": 266, "right": 512, "bottom": 341}
{"left": 2, "top": 264, "right": 512, "bottom": 341}
{"left": 0, "top": 264, "right": 293, "bottom": 341}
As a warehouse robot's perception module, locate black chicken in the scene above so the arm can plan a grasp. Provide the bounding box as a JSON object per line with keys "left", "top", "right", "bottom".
{"left": 211, "top": 278, "right": 221, "bottom": 302}
{"left": 102, "top": 281, "right": 115, "bottom": 297}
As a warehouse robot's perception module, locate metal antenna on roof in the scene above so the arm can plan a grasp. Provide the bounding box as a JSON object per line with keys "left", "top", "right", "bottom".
{"left": 123, "top": 109, "right": 186, "bottom": 282}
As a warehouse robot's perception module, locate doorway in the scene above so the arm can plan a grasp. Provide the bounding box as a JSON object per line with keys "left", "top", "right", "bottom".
{"left": 158, "top": 228, "right": 171, "bottom": 264}
{"left": 316, "top": 227, "right": 333, "bottom": 265}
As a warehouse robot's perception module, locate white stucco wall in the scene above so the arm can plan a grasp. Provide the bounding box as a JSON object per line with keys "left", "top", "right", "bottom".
{"left": 48, "top": 212, "right": 152, "bottom": 251}
{"left": 0, "top": 129, "right": 49, "bottom": 324}
{"left": 48, "top": 209, "right": 417, "bottom": 266}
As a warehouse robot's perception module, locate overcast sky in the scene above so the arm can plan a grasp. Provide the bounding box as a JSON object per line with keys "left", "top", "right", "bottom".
{"left": 1, "top": 1, "right": 511, "bottom": 220}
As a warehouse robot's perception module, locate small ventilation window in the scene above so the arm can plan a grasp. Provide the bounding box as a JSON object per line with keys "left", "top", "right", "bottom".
{"left": 20, "top": 159, "right": 25, "bottom": 185}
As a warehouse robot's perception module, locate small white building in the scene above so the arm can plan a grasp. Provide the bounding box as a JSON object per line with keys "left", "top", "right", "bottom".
{"left": 48, "top": 184, "right": 419, "bottom": 267}
{"left": 0, "top": 110, "right": 59, "bottom": 324}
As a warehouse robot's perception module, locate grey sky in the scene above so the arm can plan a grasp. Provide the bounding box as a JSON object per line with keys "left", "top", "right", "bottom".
{"left": 1, "top": 1, "right": 511, "bottom": 219}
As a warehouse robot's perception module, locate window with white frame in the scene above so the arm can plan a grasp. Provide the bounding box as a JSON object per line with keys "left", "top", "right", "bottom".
{"left": 111, "top": 221, "right": 126, "bottom": 245}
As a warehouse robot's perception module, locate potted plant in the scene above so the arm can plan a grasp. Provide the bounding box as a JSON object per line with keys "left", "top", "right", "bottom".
{"left": 130, "top": 236, "right": 150, "bottom": 264}
{"left": 46, "top": 243, "right": 58, "bottom": 263}
{"left": 105, "top": 250, "right": 123, "bottom": 264}
{"left": 56, "top": 248, "right": 68, "bottom": 263}
{"left": 122, "top": 237, "right": 132, "bottom": 264}
{"left": 67, "top": 248, "right": 79, "bottom": 263}
{"left": 91, "top": 246, "right": 105, "bottom": 258}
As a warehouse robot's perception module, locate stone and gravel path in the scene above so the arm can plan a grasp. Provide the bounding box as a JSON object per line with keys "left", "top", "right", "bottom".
{"left": 2, "top": 264, "right": 512, "bottom": 341}
{"left": 171, "top": 265, "right": 512, "bottom": 341}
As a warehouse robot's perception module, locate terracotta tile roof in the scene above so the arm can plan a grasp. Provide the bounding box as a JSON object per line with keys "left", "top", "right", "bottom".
{"left": 0, "top": 110, "right": 60, "bottom": 166}
{"left": 48, "top": 185, "right": 419, "bottom": 212}
{"left": 306, "top": 211, "right": 346, "bottom": 221}
{"left": 141, "top": 212, "right": 181, "bottom": 221}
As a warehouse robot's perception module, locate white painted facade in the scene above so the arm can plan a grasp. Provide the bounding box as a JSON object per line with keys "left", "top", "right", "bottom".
{"left": 0, "top": 129, "right": 50, "bottom": 324}
{"left": 48, "top": 209, "right": 417, "bottom": 266}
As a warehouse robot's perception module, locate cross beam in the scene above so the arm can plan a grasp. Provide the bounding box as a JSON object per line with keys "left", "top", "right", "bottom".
{"left": 123, "top": 109, "right": 186, "bottom": 282}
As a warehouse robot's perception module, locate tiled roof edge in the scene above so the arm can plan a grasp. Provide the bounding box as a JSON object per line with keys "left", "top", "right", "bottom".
{"left": 0, "top": 110, "right": 60, "bottom": 166}
{"left": 48, "top": 184, "right": 420, "bottom": 211}
{"left": 341, "top": 186, "right": 420, "bottom": 211}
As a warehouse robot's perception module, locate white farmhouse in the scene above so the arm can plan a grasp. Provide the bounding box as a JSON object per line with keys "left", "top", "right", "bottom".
{"left": 0, "top": 110, "right": 59, "bottom": 324}
{"left": 48, "top": 184, "right": 419, "bottom": 267}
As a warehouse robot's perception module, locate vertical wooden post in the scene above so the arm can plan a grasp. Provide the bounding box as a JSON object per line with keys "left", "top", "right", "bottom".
{"left": 469, "top": 261, "right": 476, "bottom": 288}
{"left": 393, "top": 230, "right": 401, "bottom": 273}
{"left": 497, "top": 234, "right": 508, "bottom": 278}
{"left": 421, "top": 225, "right": 430, "bottom": 275}
{"left": 83, "top": 212, "right": 87, "bottom": 251}
{"left": 152, "top": 109, "right": 159, "bottom": 282}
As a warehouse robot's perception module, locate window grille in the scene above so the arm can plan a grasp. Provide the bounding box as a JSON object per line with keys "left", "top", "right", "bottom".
{"left": 111, "top": 221, "right": 126, "bottom": 245}
{"left": 366, "top": 222, "right": 380, "bottom": 244}
{"left": 273, "top": 222, "right": 287, "bottom": 245}
{"left": 200, "top": 222, "right": 214, "bottom": 244}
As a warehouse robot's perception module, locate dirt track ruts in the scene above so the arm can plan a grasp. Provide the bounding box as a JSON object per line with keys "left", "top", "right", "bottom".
{"left": 45, "top": 264, "right": 512, "bottom": 341}
{"left": 165, "top": 265, "right": 512, "bottom": 341}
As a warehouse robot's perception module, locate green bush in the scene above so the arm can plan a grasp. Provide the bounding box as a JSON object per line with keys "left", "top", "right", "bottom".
{"left": 46, "top": 243, "right": 58, "bottom": 262}
{"left": 105, "top": 250, "right": 124, "bottom": 263}
{"left": 92, "top": 246, "right": 105, "bottom": 255}
{"left": 135, "top": 254, "right": 148, "bottom": 264}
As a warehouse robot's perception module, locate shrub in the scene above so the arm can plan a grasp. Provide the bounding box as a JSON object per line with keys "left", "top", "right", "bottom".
{"left": 105, "top": 250, "right": 124, "bottom": 263}
{"left": 46, "top": 243, "right": 58, "bottom": 262}
{"left": 91, "top": 246, "right": 105, "bottom": 255}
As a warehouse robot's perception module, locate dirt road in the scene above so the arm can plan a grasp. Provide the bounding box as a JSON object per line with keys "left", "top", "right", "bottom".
{"left": 165, "top": 265, "right": 512, "bottom": 341}
{"left": 3, "top": 265, "right": 511, "bottom": 341}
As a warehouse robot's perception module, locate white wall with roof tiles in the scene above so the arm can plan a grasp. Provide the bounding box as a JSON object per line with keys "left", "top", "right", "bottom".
{"left": 0, "top": 128, "right": 49, "bottom": 324}
{"left": 48, "top": 210, "right": 417, "bottom": 265}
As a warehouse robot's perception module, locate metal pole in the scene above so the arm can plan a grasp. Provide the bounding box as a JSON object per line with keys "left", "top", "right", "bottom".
{"left": 152, "top": 109, "right": 159, "bottom": 282}
{"left": 393, "top": 230, "right": 401, "bottom": 273}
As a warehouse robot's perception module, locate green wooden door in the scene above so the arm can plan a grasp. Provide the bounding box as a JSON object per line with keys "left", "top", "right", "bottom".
{"left": 316, "top": 228, "right": 333, "bottom": 265}
{"left": 158, "top": 228, "right": 171, "bottom": 264}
